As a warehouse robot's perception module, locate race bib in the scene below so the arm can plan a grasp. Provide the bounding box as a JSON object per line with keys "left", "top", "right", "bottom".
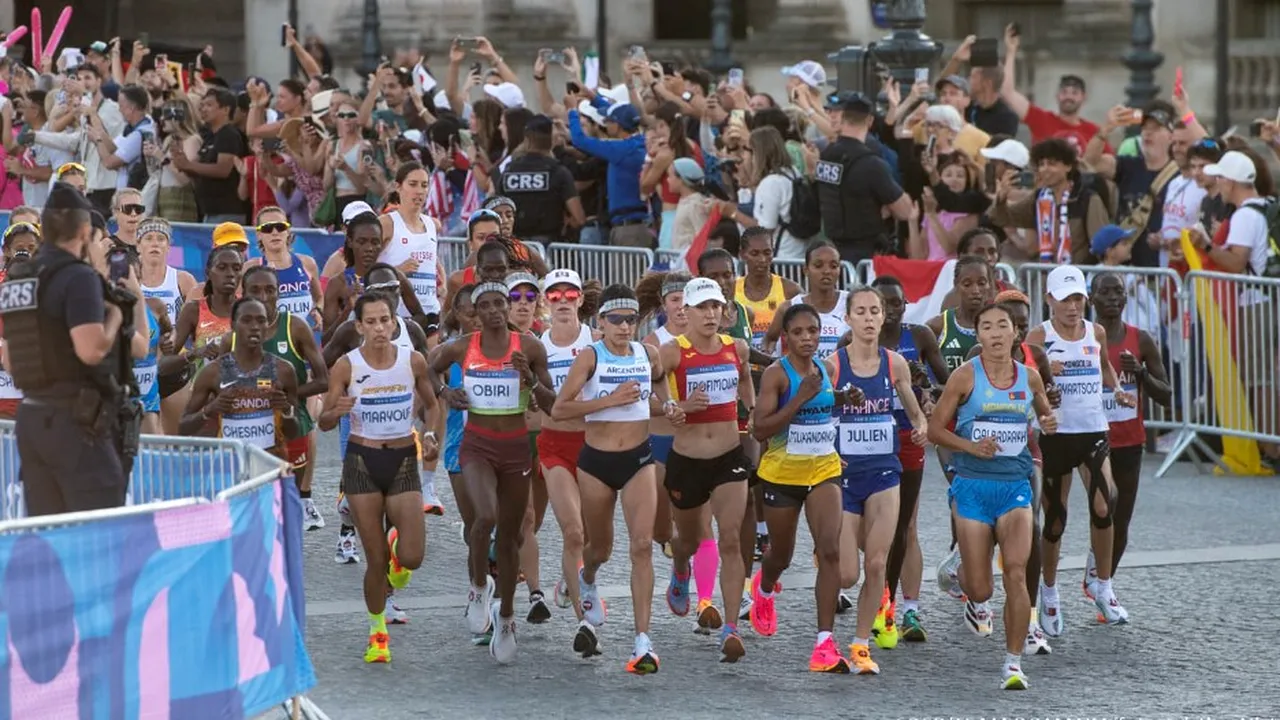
{"left": 548, "top": 358, "right": 574, "bottom": 393}
{"left": 1102, "top": 385, "right": 1138, "bottom": 424}
{"left": 685, "top": 364, "right": 738, "bottom": 406}
{"left": 788, "top": 421, "right": 837, "bottom": 456}
{"left": 971, "top": 418, "right": 1028, "bottom": 457}
{"left": 839, "top": 417, "right": 895, "bottom": 455}
{"left": 133, "top": 361, "right": 157, "bottom": 397}
{"left": 465, "top": 369, "right": 522, "bottom": 411}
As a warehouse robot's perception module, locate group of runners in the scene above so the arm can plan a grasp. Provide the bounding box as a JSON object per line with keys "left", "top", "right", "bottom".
{"left": 0, "top": 181, "right": 1174, "bottom": 688}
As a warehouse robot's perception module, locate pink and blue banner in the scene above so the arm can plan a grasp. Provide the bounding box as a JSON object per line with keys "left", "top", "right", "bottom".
{"left": 0, "top": 476, "right": 315, "bottom": 719}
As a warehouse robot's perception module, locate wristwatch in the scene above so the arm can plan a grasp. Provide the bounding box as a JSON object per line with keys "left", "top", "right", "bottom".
{"left": 281, "top": 406, "right": 296, "bottom": 420}
{"left": 422, "top": 431, "right": 437, "bottom": 442}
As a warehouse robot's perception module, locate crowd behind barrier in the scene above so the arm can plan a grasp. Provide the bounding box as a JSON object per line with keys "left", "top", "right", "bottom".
{"left": 0, "top": 422, "right": 318, "bottom": 719}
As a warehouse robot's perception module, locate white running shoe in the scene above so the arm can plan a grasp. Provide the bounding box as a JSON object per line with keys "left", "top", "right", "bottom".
{"left": 1037, "top": 584, "right": 1065, "bottom": 637}
{"left": 553, "top": 577, "right": 572, "bottom": 609}
{"left": 739, "top": 592, "right": 753, "bottom": 622}
{"left": 578, "top": 567, "right": 606, "bottom": 626}
{"left": 334, "top": 528, "right": 360, "bottom": 564}
{"left": 1083, "top": 549, "right": 1099, "bottom": 600}
{"left": 1095, "top": 586, "right": 1130, "bottom": 625}
{"left": 303, "top": 498, "right": 325, "bottom": 531}
{"left": 489, "top": 603, "right": 518, "bottom": 665}
{"left": 466, "top": 575, "right": 496, "bottom": 634}
{"left": 526, "top": 591, "right": 552, "bottom": 624}
{"left": 1001, "top": 662, "right": 1030, "bottom": 690}
{"left": 936, "top": 547, "right": 964, "bottom": 600}
{"left": 421, "top": 473, "right": 444, "bottom": 516}
{"left": 964, "top": 599, "right": 993, "bottom": 637}
{"left": 385, "top": 595, "right": 408, "bottom": 625}
{"left": 1024, "top": 623, "right": 1052, "bottom": 655}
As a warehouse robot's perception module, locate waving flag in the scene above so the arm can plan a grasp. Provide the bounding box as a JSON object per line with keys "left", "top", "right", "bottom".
{"left": 868, "top": 256, "right": 952, "bottom": 325}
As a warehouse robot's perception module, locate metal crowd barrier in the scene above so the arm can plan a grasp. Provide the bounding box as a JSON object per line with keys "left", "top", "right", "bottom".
{"left": 438, "top": 236, "right": 470, "bottom": 273}
{"left": 1163, "top": 269, "right": 1280, "bottom": 476}
{"left": 0, "top": 421, "right": 287, "bottom": 521}
{"left": 545, "top": 243, "right": 654, "bottom": 289}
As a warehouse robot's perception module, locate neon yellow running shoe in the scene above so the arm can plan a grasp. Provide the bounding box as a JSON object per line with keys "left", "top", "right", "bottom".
{"left": 364, "top": 631, "right": 390, "bottom": 663}
{"left": 873, "top": 601, "right": 899, "bottom": 649}
{"left": 387, "top": 528, "right": 412, "bottom": 589}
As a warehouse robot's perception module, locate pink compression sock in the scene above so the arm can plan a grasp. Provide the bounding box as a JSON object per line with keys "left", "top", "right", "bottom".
{"left": 693, "top": 538, "right": 719, "bottom": 603}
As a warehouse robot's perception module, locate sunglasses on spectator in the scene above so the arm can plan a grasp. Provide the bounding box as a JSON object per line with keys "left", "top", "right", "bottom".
{"left": 336, "top": 110, "right": 359, "bottom": 120}
{"left": 3, "top": 222, "right": 40, "bottom": 240}
{"left": 257, "top": 221, "right": 291, "bottom": 234}
{"left": 603, "top": 313, "right": 638, "bottom": 326}
{"left": 545, "top": 288, "right": 582, "bottom": 303}
{"left": 56, "top": 162, "right": 86, "bottom": 177}
{"left": 509, "top": 289, "right": 539, "bottom": 303}
{"left": 118, "top": 203, "right": 146, "bottom": 216}
{"left": 1194, "top": 138, "right": 1222, "bottom": 150}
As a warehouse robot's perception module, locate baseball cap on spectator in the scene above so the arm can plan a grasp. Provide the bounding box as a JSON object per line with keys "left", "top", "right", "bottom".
{"left": 543, "top": 268, "right": 582, "bottom": 291}
{"left": 598, "top": 84, "right": 631, "bottom": 107}
{"left": 342, "top": 200, "right": 377, "bottom": 225}
{"left": 1203, "top": 150, "right": 1258, "bottom": 184}
{"left": 1046, "top": 265, "right": 1089, "bottom": 300}
{"left": 782, "top": 60, "right": 827, "bottom": 89}
{"left": 212, "top": 222, "right": 250, "bottom": 249}
{"left": 672, "top": 157, "right": 704, "bottom": 184}
{"left": 1141, "top": 101, "right": 1175, "bottom": 131}
{"left": 483, "top": 82, "right": 526, "bottom": 109}
{"left": 1059, "top": 74, "right": 1087, "bottom": 92}
{"left": 85, "top": 41, "right": 110, "bottom": 58}
{"left": 683, "top": 277, "right": 726, "bottom": 306}
{"left": 605, "top": 103, "right": 641, "bottom": 132}
{"left": 577, "top": 99, "right": 606, "bottom": 125}
{"left": 825, "top": 91, "right": 873, "bottom": 113}
{"left": 1090, "top": 224, "right": 1136, "bottom": 258}
{"left": 980, "top": 139, "right": 1031, "bottom": 169}
{"left": 936, "top": 74, "right": 970, "bottom": 95}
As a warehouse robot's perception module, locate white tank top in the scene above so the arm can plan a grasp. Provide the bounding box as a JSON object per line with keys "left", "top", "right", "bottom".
{"left": 142, "top": 265, "right": 183, "bottom": 324}
{"left": 1042, "top": 319, "right": 1108, "bottom": 434}
{"left": 654, "top": 325, "right": 678, "bottom": 347}
{"left": 0, "top": 367, "right": 22, "bottom": 401}
{"left": 541, "top": 323, "right": 593, "bottom": 394}
{"left": 378, "top": 212, "right": 440, "bottom": 316}
{"left": 799, "top": 291, "right": 849, "bottom": 360}
{"left": 346, "top": 345, "right": 417, "bottom": 440}
{"left": 583, "top": 340, "right": 652, "bottom": 423}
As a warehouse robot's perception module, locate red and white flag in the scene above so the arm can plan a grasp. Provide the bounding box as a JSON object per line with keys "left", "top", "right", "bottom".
{"left": 868, "top": 257, "right": 955, "bottom": 325}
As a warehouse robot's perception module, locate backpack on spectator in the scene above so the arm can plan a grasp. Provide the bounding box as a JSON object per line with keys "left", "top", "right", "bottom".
{"left": 780, "top": 168, "right": 821, "bottom": 244}
{"left": 1241, "top": 198, "right": 1280, "bottom": 278}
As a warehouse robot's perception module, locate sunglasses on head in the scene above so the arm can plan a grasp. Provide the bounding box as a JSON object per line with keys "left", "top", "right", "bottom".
{"left": 604, "top": 312, "right": 638, "bottom": 326}
{"left": 509, "top": 289, "right": 538, "bottom": 303}
{"left": 545, "top": 287, "right": 582, "bottom": 303}
{"left": 257, "top": 221, "right": 291, "bottom": 234}
{"left": 119, "top": 203, "right": 146, "bottom": 216}
{"left": 1194, "top": 138, "right": 1222, "bottom": 150}
{"left": 336, "top": 110, "right": 358, "bottom": 120}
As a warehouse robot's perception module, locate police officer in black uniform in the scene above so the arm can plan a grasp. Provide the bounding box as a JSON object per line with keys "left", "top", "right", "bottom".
{"left": 815, "top": 92, "right": 914, "bottom": 264}
{"left": 492, "top": 115, "right": 585, "bottom": 246}
{"left": 0, "top": 184, "right": 146, "bottom": 516}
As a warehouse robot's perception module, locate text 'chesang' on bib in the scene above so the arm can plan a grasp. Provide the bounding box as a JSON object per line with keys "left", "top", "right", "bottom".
{"left": 222, "top": 397, "right": 276, "bottom": 449}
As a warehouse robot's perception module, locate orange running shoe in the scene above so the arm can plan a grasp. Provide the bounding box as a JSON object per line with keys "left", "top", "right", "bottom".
{"left": 849, "top": 643, "right": 880, "bottom": 675}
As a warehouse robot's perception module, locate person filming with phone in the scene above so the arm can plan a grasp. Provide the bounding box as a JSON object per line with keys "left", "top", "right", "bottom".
{"left": 988, "top": 138, "right": 1110, "bottom": 266}
{"left": 0, "top": 184, "right": 150, "bottom": 516}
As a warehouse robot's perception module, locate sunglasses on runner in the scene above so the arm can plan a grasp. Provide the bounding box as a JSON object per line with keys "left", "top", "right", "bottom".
{"left": 603, "top": 313, "right": 638, "bottom": 326}
{"left": 257, "top": 221, "right": 291, "bottom": 234}
{"left": 365, "top": 280, "right": 400, "bottom": 293}
{"left": 509, "top": 289, "right": 538, "bottom": 303}
{"left": 545, "top": 288, "right": 582, "bottom": 303}
{"left": 118, "top": 203, "right": 146, "bottom": 216}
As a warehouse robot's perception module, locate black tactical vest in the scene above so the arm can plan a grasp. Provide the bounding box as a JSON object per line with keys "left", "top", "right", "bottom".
{"left": 0, "top": 254, "right": 85, "bottom": 391}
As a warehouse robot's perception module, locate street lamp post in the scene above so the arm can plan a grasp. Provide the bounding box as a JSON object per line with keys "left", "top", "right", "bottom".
{"left": 709, "top": 0, "right": 733, "bottom": 74}
{"left": 868, "top": 0, "right": 942, "bottom": 96}
{"left": 360, "top": 0, "right": 383, "bottom": 88}
{"left": 1122, "top": 0, "right": 1164, "bottom": 111}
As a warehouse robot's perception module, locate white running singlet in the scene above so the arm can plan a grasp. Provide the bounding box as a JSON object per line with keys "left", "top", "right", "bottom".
{"left": 1042, "top": 319, "right": 1108, "bottom": 434}
{"left": 798, "top": 291, "right": 849, "bottom": 360}
{"left": 142, "top": 265, "right": 184, "bottom": 324}
{"left": 541, "top": 324, "right": 593, "bottom": 393}
{"left": 378, "top": 212, "right": 441, "bottom": 317}
{"left": 346, "top": 345, "right": 416, "bottom": 440}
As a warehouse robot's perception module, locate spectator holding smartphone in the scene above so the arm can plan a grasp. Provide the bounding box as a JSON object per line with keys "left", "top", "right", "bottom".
{"left": 150, "top": 97, "right": 202, "bottom": 222}
{"left": 173, "top": 88, "right": 247, "bottom": 223}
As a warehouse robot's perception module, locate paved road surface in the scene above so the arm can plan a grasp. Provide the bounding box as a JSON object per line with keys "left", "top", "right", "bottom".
{"left": 292, "top": 432, "right": 1280, "bottom": 718}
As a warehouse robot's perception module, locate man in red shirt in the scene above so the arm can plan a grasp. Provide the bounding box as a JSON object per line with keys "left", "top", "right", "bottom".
{"left": 999, "top": 24, "right": 1107, "bottom": 156}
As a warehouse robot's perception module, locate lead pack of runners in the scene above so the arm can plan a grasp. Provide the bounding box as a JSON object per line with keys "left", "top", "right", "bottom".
{"left": 112, "top": 192, "right": 1162, "bottom": 689}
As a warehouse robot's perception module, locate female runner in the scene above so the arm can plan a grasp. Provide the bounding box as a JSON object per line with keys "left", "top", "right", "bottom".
{"left": 928, "top": 302, "right": 1058, "bottom": 690}
{"left": 428, "top": 282, "right": 558, "bottom": 665}
{"left": 552, "top": 284, "right": 679, "bottom": 673}
{"left": 137, "top": 218, "right": 198, "bottom": 433}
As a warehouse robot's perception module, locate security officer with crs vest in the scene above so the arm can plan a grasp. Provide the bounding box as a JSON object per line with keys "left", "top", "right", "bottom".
{"left": 492, "top": 115, "right": 585, "bottom": 245}
{"left": 0, "top": 183, "right": 150, "bottom": 516}
{"left": 815, "top": 92, "right": 914, "bottom": 263}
